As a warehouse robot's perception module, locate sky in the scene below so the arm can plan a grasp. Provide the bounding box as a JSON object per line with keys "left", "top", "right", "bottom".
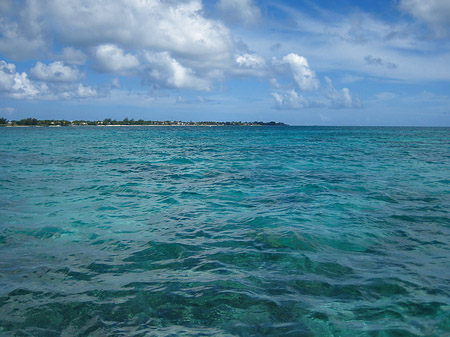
{"left": 0, "top": 0, "right": 449, "bottom": 126}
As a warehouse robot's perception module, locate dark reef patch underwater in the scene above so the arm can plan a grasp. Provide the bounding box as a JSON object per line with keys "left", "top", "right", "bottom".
{"left": 0, "top": 126, "right": 449, "bottom": 336}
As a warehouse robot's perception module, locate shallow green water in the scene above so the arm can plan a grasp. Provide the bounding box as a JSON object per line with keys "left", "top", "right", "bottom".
{"left": 0, "top": 126, "right": 449, "bottom": 336}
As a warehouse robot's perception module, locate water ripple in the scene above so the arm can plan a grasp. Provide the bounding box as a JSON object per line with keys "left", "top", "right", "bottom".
{"left": 1, "top": 126, "right": 449, "bottom": 336}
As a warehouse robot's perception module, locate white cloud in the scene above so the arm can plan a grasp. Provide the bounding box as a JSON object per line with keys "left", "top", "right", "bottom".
{"left": 0, "top": 0, "right": 235, "bottom": 91}
{"left": 233, "top": 53, "right": 267, "bottom": 76}
{"left": 40, "top": 0, "right": 233, "bottom": 64}
{"left": 282, "top": 53, "right": 320, "bottom": 91}
{"left": 271, "top": 73, "right": 362, "bottom": 110}
{"left": 217, "top": 0, "right": 262, "bottom": 25}
{"left": 0, "top": 0, "right": 50, "bottom": 59}
{"left": 324, "top": 76, "right": 362, "bottom": 109}
{"left": 94, "top": 44, "right": 139, "bottom": 74}
{"left": 43, "top": 83, "right": 98, "bottom": 100}
{"left": 60, "top": 47, "right": 87, "bottom": 65}
{"left": 236, "top": 53, "right": 265, "bottom": 68}
{"left": 399, "top": 0, "right": 450, "bottom": 38}
{"left": 75, "top": 83, "right": 97, "bottom": 98}
{"left": 0, "top": 60, "right": 97, "bottom": 100}
{"left": 0, "top": 61, "right": 15, "bottom": 90}
{"left": 263, "top": 3, "right": 450, "bottom": 82}
{"left": 271, "top": 53, "right": 361, "bottom": 110}
{"left": 0, "top": 60, "right": 40, "bottom": 99}
{"left": 272, "top": 89, "right": 311, "bottom": 109}
{"left": 0, "top": 19, "right": 47, "bottom": 59}
{"left": 30, "top": 61, "right": 82, "bottom": 82}
{"left": 0, "top": 0, "right": 235, "bottom": 75}
{"left": 144, "top": 52, "right": 211, "bottom": 91}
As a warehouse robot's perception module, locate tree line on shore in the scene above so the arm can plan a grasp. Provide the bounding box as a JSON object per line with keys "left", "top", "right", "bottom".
{"left": 0, "top": 117, "right": 287, "bottom": 127}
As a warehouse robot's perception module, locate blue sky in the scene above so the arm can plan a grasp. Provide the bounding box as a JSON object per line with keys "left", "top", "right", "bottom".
{"left": 0, "top": 0, "right": 449, "bottom": 125}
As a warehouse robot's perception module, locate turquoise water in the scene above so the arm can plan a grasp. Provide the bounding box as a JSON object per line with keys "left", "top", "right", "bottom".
{"left": 0, "top": 126, "right": 449, "bottom": 336}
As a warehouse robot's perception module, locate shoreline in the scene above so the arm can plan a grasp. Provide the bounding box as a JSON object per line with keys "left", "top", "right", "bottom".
{"left": 3, "top": 124, "right": 272, "bottom": 127}
{"left": 0, "top": 118, "right": 288, "bottom": 128}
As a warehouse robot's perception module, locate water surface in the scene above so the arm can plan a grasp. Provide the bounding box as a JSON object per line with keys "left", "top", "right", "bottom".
{"left": 0, "top": 126, "right": 449, "bottom": 336}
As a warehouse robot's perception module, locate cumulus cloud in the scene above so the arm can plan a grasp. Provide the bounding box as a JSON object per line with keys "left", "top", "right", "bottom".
{"left": 0, "top": 19, "right": 47, "bottom": 59}
{"left": 0, "top": 0, "right": 51, "bottom": 59}
{"left": 1, "top": 0, "right": 372, "bottom": 109}
{"left": 41, "top": 0, "right": 233, "bottom": 63}
{"left": 55, "top": 83, "right": 96, "bottom": 100}
{"left": 94, "top": 44, "right": 139, "bottom": 74}
{"left": 217, "top": 0, "right": 262, "bottom": 25}
{"left": 60, "top": 47, "right": 87, "bottom": 65}
{"left": 30, "top": 61, "right": 82, "bottom": 82}
{"left": 0, "top": 60, "right": 97, "bottom": 100}
{"left": 236, "top": 53, "right": 265, "bottom": 68}
{"left": 271, "top": 56, "right": 361, "bottom": 110}
{"left": 271, "top": 54, "right": 361, "bottom": 110}
{"left": 324, "top": 76, "right": 362, "bottom": 109}
{"left": 272, "top": 90, "right": 311, "bottom": 109}
{"left": 399, "top": 0, "right": 450, "bottom": 38}
{"left": 0, "top": 60, "right": 40, "bottom": 99}
{"left": 233, "top": 53, "right": 267, "bottom": 76}
{"left": 282, "top": 53, "right": 320, "bottom": 91}
{"left": 0, "top": 0, "right": 234, "bottom": 70}
{"left": 144, "top": 52, "right": 211, "bottom": 91}
{"left": 0, "top": 0, "right": 236, "bottom": 91}
{"left": 74, "top": 83, "right": 97, "bottom": 98}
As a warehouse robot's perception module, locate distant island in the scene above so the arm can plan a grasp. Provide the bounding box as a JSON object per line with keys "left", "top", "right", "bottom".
{"left": 0, "top": 117, "right": 287, "bottom": 127}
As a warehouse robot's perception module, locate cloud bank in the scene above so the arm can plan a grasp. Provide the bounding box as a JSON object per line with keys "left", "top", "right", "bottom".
{"left": 1, "top": 0, "right": 448, "bottom": 119}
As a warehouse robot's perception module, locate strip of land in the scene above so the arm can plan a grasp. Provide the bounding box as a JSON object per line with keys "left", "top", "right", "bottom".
{"left": 0, "top": 117, "right": 287, "bottom": 127}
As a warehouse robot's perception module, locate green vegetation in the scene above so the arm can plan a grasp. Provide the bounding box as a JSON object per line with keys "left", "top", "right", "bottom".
{"left": 1, "top": 117, "right": 287, "bottom": 127}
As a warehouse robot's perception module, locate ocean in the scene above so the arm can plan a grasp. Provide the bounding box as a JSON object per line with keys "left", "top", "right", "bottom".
{"left": 0, "top": 126, "right": 449, "bottom": 336}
